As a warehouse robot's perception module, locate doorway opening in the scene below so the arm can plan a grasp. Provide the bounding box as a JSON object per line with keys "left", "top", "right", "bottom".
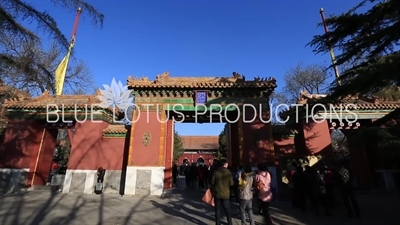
{"left": 171, "top": 109, "right": 238, "bottom": 163}
{"left": 49, "top": 128, "right": 73, "bottom": 185}
{"left": 30, "top": 122, "right": 74, "bottom": 187}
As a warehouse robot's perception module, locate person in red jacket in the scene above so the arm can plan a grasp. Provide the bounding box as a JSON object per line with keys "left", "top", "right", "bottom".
{"left": 51, "top": 162, "right": 58, "bottom": 170}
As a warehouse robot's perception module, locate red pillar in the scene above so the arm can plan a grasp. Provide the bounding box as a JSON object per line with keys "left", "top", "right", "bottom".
{"left": 241, "top": 110, "right": 274, "bottom": 166}
{"left": 229, "top": 122, "right": 240, "bottom": 168}
{"left": 163, "top": 119, "right": 173, "bottom": 189}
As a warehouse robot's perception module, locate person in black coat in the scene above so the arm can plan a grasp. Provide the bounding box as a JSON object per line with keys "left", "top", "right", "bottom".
{"left": 293, "top": 166, "right": 307, "bottom": 211}
{"left": 97, "top": 167, "right": 105, "bottom": 183}
{"left": 172, "top": 163, "right": 178, "bottom": 185}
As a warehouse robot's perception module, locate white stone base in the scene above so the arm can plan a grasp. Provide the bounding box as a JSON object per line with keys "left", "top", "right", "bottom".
{"left": 62, "top": 169, "right": 97, "bottom": 194}
{"left": 0, "top": 168, "right": 29, "bottom": 193}
{"left": 124, "top": 166, "right": 165, "bottom": 196}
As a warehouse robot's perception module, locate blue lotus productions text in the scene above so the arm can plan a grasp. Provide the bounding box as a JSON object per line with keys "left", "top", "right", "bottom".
{"left": 45, "top": 103, "right": 359, "bottom": 124}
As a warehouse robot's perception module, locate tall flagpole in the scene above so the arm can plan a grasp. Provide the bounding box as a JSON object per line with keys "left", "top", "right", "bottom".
{"left": 55, "top": 8, "right": 82, "bottom": 95}
{"left": 70, "top": 7, "right": 82, "bottom": 46}
{"left": 319, "top": 8, "right": 341, "bottom": 86}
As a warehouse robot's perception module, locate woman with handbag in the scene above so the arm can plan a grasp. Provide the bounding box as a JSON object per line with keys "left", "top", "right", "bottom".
{"left": 256, "top": 165, "right": 273, "bottom": 225}
{"left": 238, "top": 165, "right": 255, "bottom": 225}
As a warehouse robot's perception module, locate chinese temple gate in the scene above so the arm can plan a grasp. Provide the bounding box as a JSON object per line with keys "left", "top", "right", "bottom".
{"left": 126, "top": 72, "right": 277, "bottom": 192}
{"left": 281, "top": 91, "right": 400, "bottom": 189}
{"left": 1, "top": 74, "right": 397, "bottom": 195}
{"left": 0, "top": 72, "right": 278, "bottom": 195}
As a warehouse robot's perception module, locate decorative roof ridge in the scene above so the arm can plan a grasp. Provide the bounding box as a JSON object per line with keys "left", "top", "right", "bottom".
{"left": 37, "top": 90, "right": 51, "bottom": 99}
{"left": 127, "top": 72, "right": 277, "bottom": 85}
{"left": 1, "top": 85, "right": 32, "bottom": 104}
{"left": 296, "top": 90, "right": 400, "bottom": 105}
{"left": 3, "top": 91, "right": 100, "bottom": 105}
{"left": 3, "top": 96, "right": 29, "bottom": 104}
{"left": 2, "top": 93, "right": 123, "bottom": 115}
{"left": 297, "top": 90, "right": 328, "bottom": 104}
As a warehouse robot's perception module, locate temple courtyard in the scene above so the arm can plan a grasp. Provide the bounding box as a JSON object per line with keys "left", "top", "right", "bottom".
{"left": 0, "top": 177, "right": 398, "bottom": 225}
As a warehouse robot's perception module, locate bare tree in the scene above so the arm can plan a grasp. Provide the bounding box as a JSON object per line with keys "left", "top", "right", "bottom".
{"left": 269, "top": 92, "right": 288, "bottom": 124}
{"left": 275, "top": 63, "right": 350, "bottom": 151}
{"left": 0, "top": 0, "right": 103, "bottom": 53}
{"left": 272, "top": 63, "right": 330, "bottom": 123}
{"left": 0, "top": 0, "right": 103, "bottom": 96}
{"left": 279, "top": 63, "right": 330, "bottom": 103}
{"left": 0, "top": 34, "right": 94, "bottom": 96}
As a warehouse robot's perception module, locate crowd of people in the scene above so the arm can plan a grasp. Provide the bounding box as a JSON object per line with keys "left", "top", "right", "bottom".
{"left": 172, "top": 158, "right": 361, "bottom": 225}
{"left": 172, "top": 159, "right": 274, "bottom": 225}
{"left": 174, "top": 162, "right": 213, "bottom": 189}
{"left": 287, "top": 160, "right": 360, "bottom": 218}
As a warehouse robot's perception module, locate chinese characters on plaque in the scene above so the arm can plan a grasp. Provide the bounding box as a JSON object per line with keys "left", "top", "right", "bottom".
{"left": 194, "top": 91, "right": 207, "bottom": 105}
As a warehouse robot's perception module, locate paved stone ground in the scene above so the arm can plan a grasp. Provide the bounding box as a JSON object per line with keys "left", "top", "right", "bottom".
{"left": 0, "top": 177, "right": 398, "bottom": 225}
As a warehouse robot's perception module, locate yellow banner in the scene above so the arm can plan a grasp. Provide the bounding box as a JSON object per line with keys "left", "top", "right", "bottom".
{"left": 55, "top": 42, "right": 74, "bottom": 95}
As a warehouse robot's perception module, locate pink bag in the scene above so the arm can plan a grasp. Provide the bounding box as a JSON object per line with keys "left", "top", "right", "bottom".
{"left": 202, "top": 189, "right": 215, "bottom": 206}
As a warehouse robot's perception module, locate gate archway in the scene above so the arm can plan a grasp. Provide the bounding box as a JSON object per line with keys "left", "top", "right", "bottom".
{"left": 127, "top": 72, "right": 277, "bottom": 190}
{"left": 0, "top": 72, "right": 278, "bottom": 195}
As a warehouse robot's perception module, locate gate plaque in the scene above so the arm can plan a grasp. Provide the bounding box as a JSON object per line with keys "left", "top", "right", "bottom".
{"left": 194, "top": 90, "right": 207, "bottom": 105}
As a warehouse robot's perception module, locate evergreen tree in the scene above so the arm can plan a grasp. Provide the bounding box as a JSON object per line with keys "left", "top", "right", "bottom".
{"left": 217, "top": 124, "right": 227, "bottom": 159}
{"left": 308, "top": 0, "right": 400, "bottom": 99}
{"left": 173, "top": 131, "right": 184, "bottom": 161}
{"left": 309, "top": 0, "right": 400, "bottom": 165}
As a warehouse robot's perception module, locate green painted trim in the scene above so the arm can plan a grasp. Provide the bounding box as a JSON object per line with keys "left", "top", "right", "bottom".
{"left": 205, "top": 98, "right": 268, "bottom": 104}
{"left": 132, "top": 87, "right": 272, "bottom": 92}
{"left": 135, "top": 97, "right": 269, "bottom": 104}
{"left": 165, "top": 105, "right": 239, "bottom": 111}
{"left": 135, "top": 98, "right": 194, "bottom": 103}
{"left": 134, "top": 102, "right": 269, "bottom": 111}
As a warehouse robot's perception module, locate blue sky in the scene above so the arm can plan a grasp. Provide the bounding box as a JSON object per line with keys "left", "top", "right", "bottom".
{"left": 28, "top": 0, "right": 358, "bottom": 136}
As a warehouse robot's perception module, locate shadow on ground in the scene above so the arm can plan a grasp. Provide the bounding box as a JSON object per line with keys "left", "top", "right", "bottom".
{"left": 0, "top": 181, "right": 399, "bottom": 225}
